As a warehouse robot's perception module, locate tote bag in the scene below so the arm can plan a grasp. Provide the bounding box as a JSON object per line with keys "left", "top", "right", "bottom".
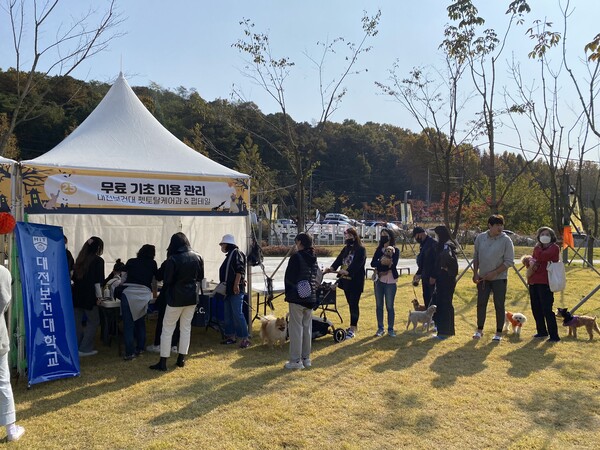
{"left": 547, "top": 261, "right": 566, "bottom": 292}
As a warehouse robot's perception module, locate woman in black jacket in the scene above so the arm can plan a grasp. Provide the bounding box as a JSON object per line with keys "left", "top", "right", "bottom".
{"left": 324, "top": 228, "right": 366, "bottom": 338}
{"left": 72, "top": 236, "right": 105, "bottom": 357}
{"left": 150, "top": 233, "right": 203, "bottom": 371}
{"left": 218, "top": 234, "right": 249, "bottom": 348}
{"left": 430, "top": 225, "right": 458, "bottom": 339}
{"left": 284, "top": 233, "right": 319, "bottom": 370}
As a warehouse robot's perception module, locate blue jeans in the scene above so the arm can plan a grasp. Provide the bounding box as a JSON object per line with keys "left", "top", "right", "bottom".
{"left": 375, "top": 280, "right": 397, "bottom": 331}
{"left": 121, "top": 294, "right": 146, "bottom": 356}
{"left": 223, "top": 293, "right": 248, "bottom": 339}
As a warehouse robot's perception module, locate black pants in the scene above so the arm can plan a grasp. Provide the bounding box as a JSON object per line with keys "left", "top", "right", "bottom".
{"left": 343, "top": 289, "right": 361, "bottom": 327}
{"left": 476, "top": 279, "right": 507, "bottom": 333}
{"left": 422, "top": 280, "right": 434, "bottom": 307}
{"left": 433, "top": 273, "right": 455, "bottom": 336}
{"left": 529, "top": 283, "right": 559, "bottom": 339}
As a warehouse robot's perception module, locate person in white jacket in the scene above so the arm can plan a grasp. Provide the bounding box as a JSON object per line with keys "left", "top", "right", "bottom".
{"left": 0, "top": 264, "right": 25, "bottom": 441}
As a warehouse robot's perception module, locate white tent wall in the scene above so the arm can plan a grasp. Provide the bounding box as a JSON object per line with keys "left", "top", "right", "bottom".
{"left": 29, "top": 214, "right": 247, "bottom": 283}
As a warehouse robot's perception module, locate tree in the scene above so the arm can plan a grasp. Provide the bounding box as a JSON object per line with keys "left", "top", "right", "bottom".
{"left": 444, "top": 0, "right": 532, "bottom": 213}
{"left": 0, "top": 0, "right": 123, "bottom": 156}
{"left": 232, "top": 11, "right": 380, "bottom": 231}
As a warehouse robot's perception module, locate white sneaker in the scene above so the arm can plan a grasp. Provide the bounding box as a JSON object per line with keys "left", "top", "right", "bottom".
{"left": 146, "top": 344, "right": 160, "bottom": 353}
{"left": 7, "top": 424, "right": 25, "bottom": 442}
{"left": 78, "top": 350, "right": 98, "bottom": 357}
{"left": 284, "top": 361, "right": 304, "bottom": 370}
{"left": 302, "top": 358, "right": 312, "bottom": 368}
{"left": 171, "top": 346, "right": 178, "bottom": 353}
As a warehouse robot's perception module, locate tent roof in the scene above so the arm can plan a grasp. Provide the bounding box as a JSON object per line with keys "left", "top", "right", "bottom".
{"left": 22, "top": 73, "right": 248, "bottom": 178}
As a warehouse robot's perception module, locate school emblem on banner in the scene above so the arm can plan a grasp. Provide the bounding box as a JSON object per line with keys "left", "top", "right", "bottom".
{"left": 33, "top": 236, "right": 48, "bottom": 252}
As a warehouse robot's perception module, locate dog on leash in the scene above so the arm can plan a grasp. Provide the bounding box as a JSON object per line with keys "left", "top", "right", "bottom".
{"left": 503, "top": 311, "right": 527, "bottom": 335}
{"left": 556, "top": 307, "right": 600, "bottom": 340}
{"left": 521, "top": 254, "right": 537, "bottom": 279}
{"left": 259, "top": 315, "right": 288, "bottom": 347}
{"left": 406, "top": 305, "right": 437, "bottom": 333}
{"left": 411, "top": 298, "right": 427, "bottom": 312}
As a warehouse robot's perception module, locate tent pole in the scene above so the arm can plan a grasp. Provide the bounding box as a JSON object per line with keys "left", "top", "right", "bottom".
{"left": 245, "top": 180, "right": 252, "bottom": 327}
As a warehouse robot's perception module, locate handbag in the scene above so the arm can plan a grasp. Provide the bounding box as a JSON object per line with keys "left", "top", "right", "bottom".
{"left": 215, "top": 251, "right": 235, "bottom": 296}
{"left": 297, "top": 280, "right": 312, "bottom": 299}
{"left": 547, "top": 260, "right": 566, "bottom": 292}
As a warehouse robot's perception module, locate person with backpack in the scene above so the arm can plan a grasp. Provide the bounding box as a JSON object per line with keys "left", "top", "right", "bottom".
{"left": 430, "top": 225, "right": 458, "bottom": 339}
{"left": 284, "top": 233, "right": 319, "bottom": 370}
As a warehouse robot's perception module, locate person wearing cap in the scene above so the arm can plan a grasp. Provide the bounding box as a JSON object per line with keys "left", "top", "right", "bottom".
{"left": 150, "top": 232, "right": 204, "bottom": 371}
{"left": 472, "top": 214, "right": 515, "bottom": 342}
{"left": 412, "top": 226, "right": 437, "bottom": 307}
{"left": 218, "top": 234, "right": 250, "bottom": 348}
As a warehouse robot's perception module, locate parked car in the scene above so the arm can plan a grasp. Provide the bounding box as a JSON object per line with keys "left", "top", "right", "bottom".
{"left": 325, "top": 213, "right": 350, "bottom": 222}
{"left": 275, "top": 218, "right": 295, "bottom": 225}
{"left": 320, "top": 219, "right": 352, "bottom": 226}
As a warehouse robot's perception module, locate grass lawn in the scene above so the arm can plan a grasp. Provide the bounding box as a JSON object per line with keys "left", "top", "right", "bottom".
{"left": 8, "top": 265, "right": 600, "bottom": 449}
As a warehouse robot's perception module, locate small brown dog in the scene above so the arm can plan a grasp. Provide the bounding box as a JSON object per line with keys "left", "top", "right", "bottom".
{"left": 411, "top": 298, "right": 427, "bottom": 311}
{"left": 380, "top": 246, "right": 395, "bottom": 267}
{"left": 259, "top": 315, "right": 288, "bottom": 347}
{"left": 406, "top": 305, "right": 437, "bottom": 333}
{"left": 521, "top": 254, "right": 537, "bottom": 279}
{"left": 556, "top": 308, "right": 600, "bottom": 340}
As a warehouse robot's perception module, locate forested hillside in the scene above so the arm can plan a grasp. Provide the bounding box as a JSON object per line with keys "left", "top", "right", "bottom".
{"left": 1, "top": 68, "right": 598, "bottom": 234}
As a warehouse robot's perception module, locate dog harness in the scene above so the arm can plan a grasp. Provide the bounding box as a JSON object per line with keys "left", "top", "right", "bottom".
{"left": 563, "top": 316, "right": 582, "bottom": 327}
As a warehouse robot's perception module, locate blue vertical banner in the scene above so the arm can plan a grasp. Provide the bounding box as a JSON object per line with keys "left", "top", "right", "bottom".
{"left": 15, "top": 222, "right": 80, "bottom": 386}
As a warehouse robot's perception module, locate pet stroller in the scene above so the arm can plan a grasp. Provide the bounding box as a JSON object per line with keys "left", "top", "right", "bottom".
{"left": 311, "top": 282, "right": 346, "bottom": 343}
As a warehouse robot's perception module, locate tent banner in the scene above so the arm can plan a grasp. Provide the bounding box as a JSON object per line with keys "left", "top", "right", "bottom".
{"left": 0, "top": 162, "right": 12, "bottom": 212}
{"left": 15, "top": 222, "right": 80, "bottom": 386}
{"left": 21, "top": 166, "right": 249, "bottom": 216}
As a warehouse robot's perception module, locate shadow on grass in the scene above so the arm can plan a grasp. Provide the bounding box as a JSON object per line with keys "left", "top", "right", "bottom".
{"left": 370, "top": 333, "right": 438, "bottom": 372}
{"left": 429, "top": 339, "right": 494, "bottom": 388}
{"left": 518, "top": 385, "right": 600, "bottom": 433}
{"left": 502, "top": 337, "right": 555, "bottom": 377}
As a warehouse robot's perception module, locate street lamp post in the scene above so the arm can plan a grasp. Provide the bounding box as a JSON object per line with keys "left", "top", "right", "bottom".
{"left": 403, "top": 190, "right": 411, "bottom": 230}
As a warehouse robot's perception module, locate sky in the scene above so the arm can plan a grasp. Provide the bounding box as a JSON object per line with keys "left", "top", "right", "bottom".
{"left": 1, "top": 0, "right": 599, "bottom": 154}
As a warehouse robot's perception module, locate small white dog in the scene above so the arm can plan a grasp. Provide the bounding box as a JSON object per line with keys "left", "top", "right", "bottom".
{"left": 406, "top": 305, "right": 437, "bottom": 333}
{"left": 259, "top": 315, "right": 288, "bottom": 347}
{"left": 502, "top": 311, "right": 527, "bottom": 335}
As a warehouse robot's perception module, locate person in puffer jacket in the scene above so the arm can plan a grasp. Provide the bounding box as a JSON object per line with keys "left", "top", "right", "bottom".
{"left": 284, "top": 233, "right": 319, "bottom": 370}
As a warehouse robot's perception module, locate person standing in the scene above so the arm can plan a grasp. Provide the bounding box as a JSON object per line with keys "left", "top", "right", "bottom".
{"left": 284, "top": 233, "right": 319, "bottom": 370}
{"left": 412, "top": 226, "right": 437, "bottom": 307}
{"left": 324, "top": 228, "right": 366, "bottom": 338}
{"left": 218, "top": 234, "right": 250, "bottom": 349}
{"left": 0, "top": 264, "right": 25, "bottom": 442}
{"left": 430, "top": 226, "right": 458, "bottom": 339}
{"left": 72, "top": 237, "right": 105, "bottom": 357}
{"left": 472, "top": 215, "right": 515, "bottom": 342}
{"left": 150, "top": 233, "right": 203, "bottom": 371}
{"left": 370, "top": 228, "right": 399, "bottom": 337}
{"left": 116, "top": 244, "right": 158, "bottom": 360}
{"left": 527, "top": 227, "right": 561, "bottom": 342}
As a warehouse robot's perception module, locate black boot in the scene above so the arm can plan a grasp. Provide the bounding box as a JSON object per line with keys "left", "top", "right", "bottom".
{"left": 176, "top": 353, "right": 185, "bottom": 368}
{"left": 150, "top": 357, "right": 167, "bottom": 371}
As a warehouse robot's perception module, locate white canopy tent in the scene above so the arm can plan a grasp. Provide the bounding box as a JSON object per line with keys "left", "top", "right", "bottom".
{"left": 18, "top": 73, "right": 251, "bottom": 283}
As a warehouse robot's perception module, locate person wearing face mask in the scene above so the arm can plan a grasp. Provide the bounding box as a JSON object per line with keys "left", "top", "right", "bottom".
{"left": 370, "top": 228, "right": 400, "bottom": 337}
{"left": 324, "top": 228, "right": 366, "bottom": 338}
{"left": 412, "top": 226, "right": 437, "bottom": 307}
{"left": 283, "top": 233, "right": 319, "bottom": 369}
{"left": 527, "top": 227, "right": 561, "bottom": 342}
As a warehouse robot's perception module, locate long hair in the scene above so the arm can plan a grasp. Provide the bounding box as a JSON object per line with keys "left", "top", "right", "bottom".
{"left": 434, "top": 225, "right": 453, "bottom": 252}
{"left": 167, "top": 232, "right": 191, "bottom": 256}
{"left": 344, "top": 228, "right": 363, "bottom": 253}
{"left": 74, "top": 236, "right": 104, "bottom": 280}
{"left": 377, "top": 228, "right": 395, "bottom": 249}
